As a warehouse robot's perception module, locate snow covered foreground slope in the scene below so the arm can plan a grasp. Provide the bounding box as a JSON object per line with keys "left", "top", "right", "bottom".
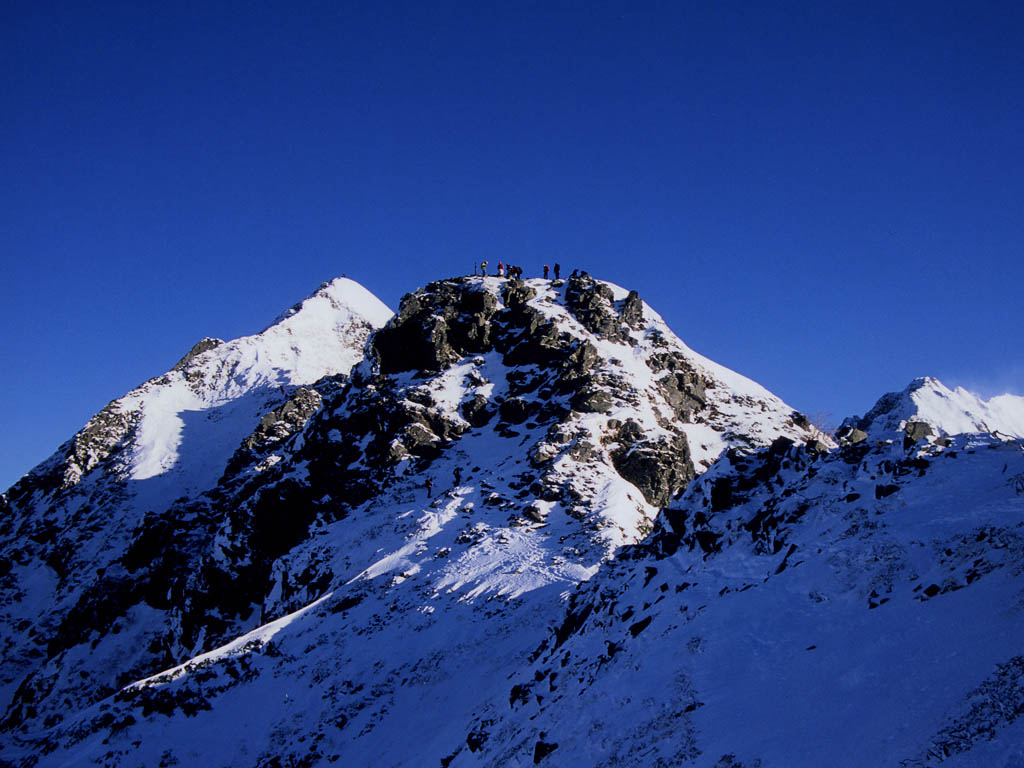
{"left": 2, "top": 273, "right": 1023, "bottom": 768}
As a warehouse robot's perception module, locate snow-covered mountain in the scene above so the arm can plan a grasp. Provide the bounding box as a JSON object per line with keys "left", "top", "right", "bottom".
{"left": 845, "top": 376, "right": 1024, "bottom": 442}
{"left": 1, "top": 273, "right": 1021, "bottom": 768}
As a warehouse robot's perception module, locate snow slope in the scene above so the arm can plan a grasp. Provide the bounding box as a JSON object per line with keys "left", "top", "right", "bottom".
{"left": 473, "top": 431, "right": 1024, "bottom": 767}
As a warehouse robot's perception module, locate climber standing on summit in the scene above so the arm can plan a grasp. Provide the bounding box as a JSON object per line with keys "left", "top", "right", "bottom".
{"left": 554, "top": 263, "right": 561, "bottom": 280}
{"left": 480, "top": 261, "right": 488, "bottom": 276}
{"left": 543, "top": 264, "right": 549, "bottom": 279}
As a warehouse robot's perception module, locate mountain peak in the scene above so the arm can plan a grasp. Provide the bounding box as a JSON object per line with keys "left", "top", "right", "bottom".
{"left": 850, "top": 376, "right": 1024, "bottom": 441}
{"left": 267, "top": 276, "right": 393, "bottom": 334}
{"left": 15, "top": 274, "right": 1024, "bottom": 767}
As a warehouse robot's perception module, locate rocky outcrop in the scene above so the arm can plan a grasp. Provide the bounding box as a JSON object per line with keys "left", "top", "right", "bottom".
{"left": 609, "top": 419, "right": 694, "bottom": 507}
{"left": 619, "top": 290, "right": 645, "bottom": 330}
{"left": 246, "top": 387, "right": 323, "bottom": 450}
{"left": 222, "top": 387, "right": 324, "bottom": 478}
{"left": 19, "top": 401, "right": 145, "bottom": 491}
{"left": 373, "top": 279, "right": 499, "bottom": 374}
{"left": 645, "top": 350, "right": 710, "bottom": 423}
{"left": 564, "top": 271, "right": 640, "bottom": 342}
{"left": 173, "top": 338, "right": 224, "bottom": 371}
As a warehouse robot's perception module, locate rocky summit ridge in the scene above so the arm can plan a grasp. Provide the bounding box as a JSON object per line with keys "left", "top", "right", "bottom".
{"left": 1, "top": 274, "right": 1023, "bottom": 768}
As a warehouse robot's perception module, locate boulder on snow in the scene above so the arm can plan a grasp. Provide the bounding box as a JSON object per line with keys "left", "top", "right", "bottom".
{"left": 461, "top": 395, "right": 495, "bottom": 427}
{"left": 902, "top": 420, "right": 935, "bottom": 450}
{"left": 836, "top": 426, "right": 868, "bottom": 445}
{"left": 805, "top": 438, "right": 831, "bottom": 456}
{"left": 499, "top": 397, "right": 538, "bottom": 425}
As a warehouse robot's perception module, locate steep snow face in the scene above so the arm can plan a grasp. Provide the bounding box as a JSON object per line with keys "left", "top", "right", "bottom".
{"left": 72, "top": 277, "right": 392, "bottom": 488}
{"left": 854, "top": 376, "right": 1024, "bottom": 441}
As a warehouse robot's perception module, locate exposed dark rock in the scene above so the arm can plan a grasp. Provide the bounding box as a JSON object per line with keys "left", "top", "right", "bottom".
{"left": 41, "top": 403, "right": 144, "bottom": 489}
{"left": 524, "top": 502, "right": 548, "bottom": 522}
{"left": 564, "top": 272, "right": 624, "bottom": 340}
{"left": 610, "top": 420, "right": 695, "bottom": 507}
{"left": 769, "top": 436, "right": 796, "bottom": 455}
{"left": 533, "top": 738, "right": 559, "bottom": 764}
{"left": 567, "top": 437, "right": 596, "bottom": 462}
{"left": 502, "top": 279, "right": 536, "bottom": 308}
{"left": 499, "top": 397, "right": 538, "bottom": 425}
{"left": 644, "top": 351, "right": 709, "bottom": 423}
{"left": 904, "top": 421, "right": 934, "bottom": 449}
{"left": 172, "top": 338, "right": 224, "bottom": 371}
{"left": 507, "top": 368, "right": 545, "bottom": 396}
{"left": 557, "top": 341, "right": 600, "bottom": 390}
{"left": 461, "top": 395, "right": 495, "bottom": 428}
{"left": 849, "top": 390, "right": 903, "bottom": 432}
{"left": 373, "top": 280, "right": 501, "bottom": 374}
{"left": 836, "top": 426, "right": 868, "bottom": 445}
{"left": 497, "top": 306, "right": 565, "bottom": 367}
{"left": 628, "top": 615, "right": 652, "bottom": 637}
{"left": 223, "top": 388, "right": 324, "bottom": 478}
{"left": 805, "top": 439, "right": 831, "bottom": 456}
{"left": 399, "top": 423, "right": 442, "bottom": 458}
{"left": 914, "top": 656, "right": 1024, "bottom": 762}
{"left": 875, "top": 484, "right": 900, "bottom": 499}
{"left": 571, "top": 387, "right": 615, "bottom": 414}
{"left": 791, "top": 412, "right": 812, "bottom": 431}
{"left": 619, "top": 290, "right": 644, "bottom": 330}
{"left": 657, "top": 370, "right": 707, "bottom": 422}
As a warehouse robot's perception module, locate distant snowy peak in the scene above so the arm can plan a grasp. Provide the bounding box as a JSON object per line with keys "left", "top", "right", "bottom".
{"left": 852, "top": 376, "right": 1024, "bottom": 441}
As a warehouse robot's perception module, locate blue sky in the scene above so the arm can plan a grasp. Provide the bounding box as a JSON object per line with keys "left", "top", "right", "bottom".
{"left": 2, "top": 1, "right": 1022, "bottom": 489}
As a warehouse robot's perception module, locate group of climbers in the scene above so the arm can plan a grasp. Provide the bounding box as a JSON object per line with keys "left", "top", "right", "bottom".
{"left": 474, "top": 261, "right": 562, "bottom": 280}
{"left": 542, "top": 263, "right": 561, "bottom": 279}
